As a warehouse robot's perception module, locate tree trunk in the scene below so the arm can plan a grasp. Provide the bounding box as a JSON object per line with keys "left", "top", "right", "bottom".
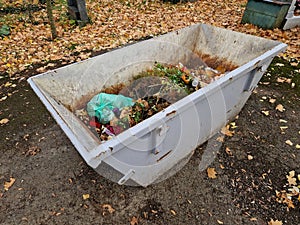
{"left": 46, "top": 0, "right": 57, "bottom": 40}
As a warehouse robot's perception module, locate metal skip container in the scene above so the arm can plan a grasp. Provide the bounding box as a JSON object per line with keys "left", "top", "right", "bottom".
{"left": 28, "top": 24, "right": 287, "bottom": 187}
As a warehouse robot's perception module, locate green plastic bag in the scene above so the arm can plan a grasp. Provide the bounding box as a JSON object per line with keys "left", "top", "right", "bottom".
{"left": 87, "top": 93, "right": 134, "bottom": 124}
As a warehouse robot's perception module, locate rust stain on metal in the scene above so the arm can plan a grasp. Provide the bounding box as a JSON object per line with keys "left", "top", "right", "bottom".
{"left": 166, "top": 110, "right": 176, "bottom": 117}
{"left": 193, "top": 52, "right": 238, "bottom": 71}
{"left": 72, "top": 83, "right": 126, "bottom": 111}
{"left": 157, "top": 150, "right": 172, "bottom": 162}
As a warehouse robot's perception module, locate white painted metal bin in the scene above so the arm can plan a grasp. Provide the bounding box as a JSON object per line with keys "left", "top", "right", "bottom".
{"left": 28, "top": 24, "right": 287, "bottom": 187}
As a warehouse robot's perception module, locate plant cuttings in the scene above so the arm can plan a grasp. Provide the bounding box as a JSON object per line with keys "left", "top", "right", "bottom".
{"left": 76, "top": 62, "right": 227, "bottom": 141}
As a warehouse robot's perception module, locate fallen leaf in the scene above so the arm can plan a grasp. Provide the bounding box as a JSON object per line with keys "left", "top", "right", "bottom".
{"left": 280, "top": 126, "right": 288, "bottom": 131}
{"left": 269, "top": 98, "right": 276, "bottom": 103}
{"left": 268, "top": 219, "right": 283, "bottom": 225}
{"left": 221, "top": 125, "right": 234, "bottom": 137}
{"left": 285, "top": 79, "right": 292, "bottom": 84}
{"left": 130, "top": 216, "right": 138, "bottom": 225}
{"left": 225, "top": 147, "right": 232, "bottom": 156}
{"left": 296, "top": 144, "right": 300, "bottom": 149}
{"left": 288, "top": 186, "right": 300, "bottom": 195}
{"left": 285, "top": 140, "right": 293, "bottom": 146}
{"left": 23, "top": 146, "right": 40, "bottom": 156}
{"left": 4, "top": 177, "right": 16, "bottom": 191}
{"left": 217, "top": 220, "right": 224, "bottom": 224}
{"left": 286, "top": 171, "right": 297, "bottom": 186}
{"left": 262, "top": 110, "right": 269, "bottom": 116}
{"left": 285, "top": 199, "right": 295, "bottom": 208}
{"left": 4, "top": 82, "right": 12, "bottom": 87}
{"left": 275, "top": 104, "right": 285, "bottom": 112}
{"left": 102, "top": 204, "right": 115, "bottom": 214}
{"left": 82, "top": 194, "right": 90, "bottom": 200}
{"left": 279, "top": 119, "right": 287, "bottom": 123}
{"left": 275, "top": 63, "right": 284, "bottom": 67}
{"left": 230, "top": 122, "right": 238, "bottom": 129}
{"left": 250, "top": 217, "right": 257, "bottom": 221}
{"left": 277, "top": 77, "right": 285, "bottom": 83}
{"left": 207, "top": 167, "right": 217, "bottom": 179}
{"left": 247, "top": 155, "right": 253, "bottom": 160}
{"left": 290, "top": 62, "right": 298, "bottom": 67}
{"left": 170, "top": 209, "right": 176, "bottom": 215}
{"left": 0, "top": 118, "right": 9, "bottom": 124}
{"left": 0, "top": 96, "right": 8, "bottom": 102}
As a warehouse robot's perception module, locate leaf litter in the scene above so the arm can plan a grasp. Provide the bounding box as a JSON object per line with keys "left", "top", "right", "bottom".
{"left": 0, "top": 0, "right": 299, "bottom": 77}
{"left": 275, "top": 170, "right": 300, "bottom": 209}
{"left": 4, "top": 177, "right": 16, "bottom": 191}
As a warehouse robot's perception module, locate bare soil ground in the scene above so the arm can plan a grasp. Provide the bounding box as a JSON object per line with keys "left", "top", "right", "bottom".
{"left": 0, "top": 55, "right": 299, "bottom": 225}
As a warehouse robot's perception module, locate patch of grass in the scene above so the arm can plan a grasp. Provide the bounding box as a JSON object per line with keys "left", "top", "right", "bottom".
{"left": 260, "top": 56, "right": 300, "bottom": 111}
{"left": 263, "top": 57, "right": 300, "bottom": 95}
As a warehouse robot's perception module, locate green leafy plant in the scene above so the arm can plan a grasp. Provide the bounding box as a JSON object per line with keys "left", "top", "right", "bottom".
{"left": 0, "top": 24, "right": 10, "bottom": 37}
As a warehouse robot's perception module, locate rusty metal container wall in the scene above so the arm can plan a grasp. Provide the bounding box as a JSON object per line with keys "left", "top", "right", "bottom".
{"left": 28, "top": 24, "right": 287, "bottom": 187}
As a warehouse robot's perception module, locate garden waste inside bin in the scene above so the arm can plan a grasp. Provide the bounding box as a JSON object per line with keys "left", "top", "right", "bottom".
{"left": 28, "top": 24, "right": 287, "bottom": 187}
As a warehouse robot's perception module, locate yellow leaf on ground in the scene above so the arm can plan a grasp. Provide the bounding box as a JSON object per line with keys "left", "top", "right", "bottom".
{"left": 286, "top": 171, "right": 297, "bottom": 186}
{"left": 225, "top": 147, "right": 232, "bottom": 156}
{"left": 230, "top": 122, "right": 238, "bottom": 129}
{"left": 247, "top": 155, "right": 254, "bottom": 160}
{"left": 102, "top": 204, "right": 115, "bottom": 214}
{"left": 279, "top": 119, "right": 287, "bottom": 123}
{"left": 268, "top": 219, "right": 283, "bottom": 225}
{"left": 275, "top": 104, "right": 285, "bottom": 112}
{"left": 277, "top": 78, "right": 285, "bottom": 83}
{"left": 4, "top": 178, "right": 16, "bottom": 191}
{"left": 285, "top": 140, "right": 293, "bottom": 146}
{"left": 4, "top": 82, "right": 12, "bottom": 87}
{"left": 82, "top": 194, "right": 90, "bottom": 200}
{"left": 0, "top": 118, "right": 9, "bottom": 124}
{"left": 170, "top": 209, "right": 176, "bottom": 215}
{"left": 262, "top": 111, "right": 269, "bottom": 116}
{"left": 217, "top": 220, "right": 224, "bottom": 224}
{"left": 221, "top": 125, "right": 234, "bottom": 137}
{"left": 207, "top": 168, "right": 217, "bottom": 179}
{"left": 290, "top": 62, "right": 298, "bottom": 66}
